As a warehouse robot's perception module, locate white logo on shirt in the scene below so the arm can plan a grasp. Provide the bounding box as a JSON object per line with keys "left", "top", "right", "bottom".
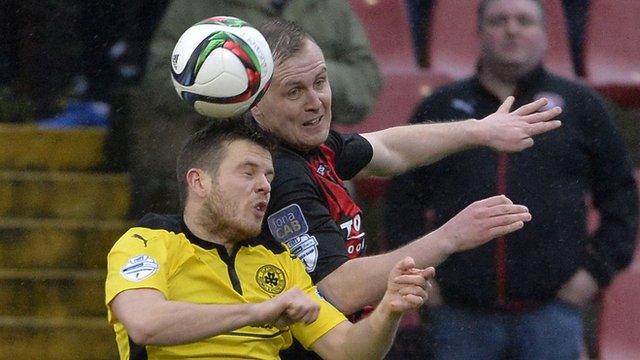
{"left": 285, "top": 234, "right": 318, "bottom": 273}
{"left": 120, "top": 255, "right": 159, "bottom": 282}
{"left": 534, "top": 92, "right": 565, "bottom": 111}
{"left": 451, "top": 98, "right": 475, "bottom": 115}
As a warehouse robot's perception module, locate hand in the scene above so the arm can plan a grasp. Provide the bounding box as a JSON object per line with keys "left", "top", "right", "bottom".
{"left": 257, "top": 288, "right": 320, "bottom": 329}
{"left": 382, "top": 257, "right": 435, "bottom": 314}
{"left": 425, "top": 279, "right": 443, "bottom": 307}
{"left": 479, "top": 96, "right": 562, "bottom": 152}
{"left": 436, "top": 195, "right": 532, "bottom": 253}
{"left": 557, "top": 268, "right": 599, "bottom": 307}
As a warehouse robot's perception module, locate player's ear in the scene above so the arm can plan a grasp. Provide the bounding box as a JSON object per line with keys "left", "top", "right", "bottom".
{"left": 186, "top": 168, "right": 210, "bottom": 199}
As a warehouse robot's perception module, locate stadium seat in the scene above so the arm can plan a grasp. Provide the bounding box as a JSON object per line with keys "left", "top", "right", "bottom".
{"left": 428, "top": 0, "right": 575, "bottom": 79}
{"left": 334, "top": 70, "right": 452, "bottom": 201}
{"left": 333, "top": 70, "right": 451, "bottom": 134}
{"left": 348, "top": 0, "right": 419, "bottom": 72}
{"left": 599, "top": 269, "right": 640, "bottom": 360}
{"left": 584, "top": 0, "right": 640, "bottom": 107}
{"left": 427, "top": 0, "right": 481, "bottom": 79}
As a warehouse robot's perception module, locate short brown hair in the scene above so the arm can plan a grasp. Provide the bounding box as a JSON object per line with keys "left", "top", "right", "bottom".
{"left": 258, "top": 19, "right": 316, "bottom": 66}
{"left": 176, "top": 113, "right": 278, "bottom": 209}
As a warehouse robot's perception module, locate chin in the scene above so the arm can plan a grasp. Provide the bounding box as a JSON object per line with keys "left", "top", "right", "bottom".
{"left": 245, "top": 224, "right": 263, "bottom": 238}
{"left": 311, "top": 129, "right": 331, "bottom": 146}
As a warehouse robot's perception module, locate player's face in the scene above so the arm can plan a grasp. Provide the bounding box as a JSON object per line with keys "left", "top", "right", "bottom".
{"left": 205, "top": 140, "right": 274, "bottom": 239}
{"left": 479, "top": 0, "right": 547, "bottom": 74}
{"left": 252, "top": 39, "right": 332, "bottom": 152}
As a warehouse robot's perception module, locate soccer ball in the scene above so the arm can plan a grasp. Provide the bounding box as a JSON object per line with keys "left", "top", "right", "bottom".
{"left": 171, "top": 16, "right": 273, "bottom": 118}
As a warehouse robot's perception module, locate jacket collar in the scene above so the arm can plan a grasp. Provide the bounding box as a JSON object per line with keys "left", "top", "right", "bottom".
{"left": 472, "top": 63, "right": 548, "bottom": 100}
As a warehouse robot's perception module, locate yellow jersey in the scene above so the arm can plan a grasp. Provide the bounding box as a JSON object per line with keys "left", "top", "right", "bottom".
{"left": 105, "top": 214, "right": 346, "bottom": 359}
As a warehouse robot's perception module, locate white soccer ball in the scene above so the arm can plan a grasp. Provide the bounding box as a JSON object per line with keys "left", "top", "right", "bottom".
{"left": 171, "top": 16, "right": 273, "bottom": 118}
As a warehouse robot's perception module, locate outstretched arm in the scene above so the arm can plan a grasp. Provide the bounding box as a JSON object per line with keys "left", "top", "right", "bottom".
{"left": 312, "top": 257, "right": 433, "bottom": 360}
{"left": 110, "top": 287, "right": 319, "bottom": 346}
{"left": 358, "top": 97, "right": 562, "bottom": 177}
{"left": 318, "top": 195, "right": 531, "bottom": 314}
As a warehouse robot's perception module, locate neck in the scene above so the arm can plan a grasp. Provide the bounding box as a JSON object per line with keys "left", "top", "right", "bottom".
{"left": 479, "top": 68, "right": 517, "bottom": 101}
{"left": 183, "top": 203, "right": 235, "bottom": 254}
{"left": 478, "top": 60, "right": 540, "bottom": 100}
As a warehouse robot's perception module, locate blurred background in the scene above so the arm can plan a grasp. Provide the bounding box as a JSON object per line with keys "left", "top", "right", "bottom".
{"left": 0, "top": 0, "right": 637, "bottom": 359}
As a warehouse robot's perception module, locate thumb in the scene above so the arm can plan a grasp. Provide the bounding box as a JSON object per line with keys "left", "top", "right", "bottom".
{"left": 393, "top": 256, "right": 416, "bottom": 275}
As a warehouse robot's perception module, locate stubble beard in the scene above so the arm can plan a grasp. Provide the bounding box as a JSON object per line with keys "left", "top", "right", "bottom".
{"left": 203, "top": 190, "right": 260, "bottom": 243}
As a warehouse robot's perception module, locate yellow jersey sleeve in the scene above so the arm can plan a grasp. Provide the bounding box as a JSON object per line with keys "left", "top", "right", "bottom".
{"left": 105, "top": 227, "right": 180, "bottom": 319}
{"left": 286, "top": 254, "right": 347, "bottom": 349}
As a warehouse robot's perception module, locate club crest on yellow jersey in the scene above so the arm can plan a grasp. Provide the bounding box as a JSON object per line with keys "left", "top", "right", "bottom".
{"left": 256, "top": 264, "right": 286, "bottom": 294}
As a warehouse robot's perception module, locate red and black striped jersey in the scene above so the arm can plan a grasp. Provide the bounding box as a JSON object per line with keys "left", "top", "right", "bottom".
{"left": 261, "top": 130, "right": 373, "bottom": 284}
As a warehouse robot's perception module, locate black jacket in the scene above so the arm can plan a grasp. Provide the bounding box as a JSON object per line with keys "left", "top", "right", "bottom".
{"left": 384, "top": 67, "right": 638, "bottom": 310}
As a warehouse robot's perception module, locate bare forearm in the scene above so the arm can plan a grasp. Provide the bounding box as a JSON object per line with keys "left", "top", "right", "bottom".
{"left": 318, "top": 230, "right": 453, "bottom": 314}
{"left": 313, "top": 258, "right": 430, "bottom": 360}
{"left": 112, "top": 295, "right": 264, "bottom": 346}
{"left": 138, "top": 302, "right": 261, "bottom": 345}
{"left": 362, "top": 120, "right": 481, "bottom": 176}
{"left": 343, "top": 303, "right": 402, "bottom": 359}
{"left": 317, "top": 254, "right": 391, "bottom": 314}
{"left": 312, "top": 303, "right": 402, "bottom": 360}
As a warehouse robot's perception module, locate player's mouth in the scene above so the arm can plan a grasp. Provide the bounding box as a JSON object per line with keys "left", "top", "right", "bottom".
{"left": 253, "top": 201, "right": 268, "bottom": 216}
{"left": 302, "top": 116, "right": 322, "bottom": 127}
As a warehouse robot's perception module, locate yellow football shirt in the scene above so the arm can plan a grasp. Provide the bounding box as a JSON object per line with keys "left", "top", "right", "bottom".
{"left": 105, "top": 214, "right": 346, "bottom": 360}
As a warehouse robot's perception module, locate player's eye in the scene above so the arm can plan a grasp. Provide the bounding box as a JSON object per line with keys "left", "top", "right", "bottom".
{"left": 518, "top": 15, "right": 537, "bottom": 27}
{"left": 241, "top": 168, "right": 254, "bottom": 177}
{"left": 487, "top": 16, "right": 508, "bottom": 27}
{"left": 287, "top": 88, "right": 302, "bottom": 99}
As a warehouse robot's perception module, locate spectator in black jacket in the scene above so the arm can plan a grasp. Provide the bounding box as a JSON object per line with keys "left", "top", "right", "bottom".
{"left": 384, "top": 0, "right": 638, "bottom": 359}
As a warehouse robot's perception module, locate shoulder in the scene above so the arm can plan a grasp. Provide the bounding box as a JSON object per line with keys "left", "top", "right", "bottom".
{"left": 543, "top": 73, "right": 606, "bottom": 105}
{"left": 323, "top": 130, "right": 346, "bottom": 152}
{"left": 245, "top": 237, "right": 290, "bottom": 256}
{"left": 274, "top": 146, "right": 309, "bottom": 170}
{"left": 412, "top": 78, "right": 477, "bottom": 123}
{"left": 430, "top": 78, "right": 476, "bottom": 100}
{"left": 111, "top": 214, "right": 187, "bottom": 254}
{"left": 536, "top": 73, "right": 615, "bottom": 128}
{"left": 325, "top": 130, "right": 372, "bottom": 156}
{"left": 136, "top": 213, "right": 183, "bottom": 233}
{"left": 272, "top": 147, "right": 314, "bottom": 187}
{"left": 416, "top": 78, "right": 476, "bottom": 109}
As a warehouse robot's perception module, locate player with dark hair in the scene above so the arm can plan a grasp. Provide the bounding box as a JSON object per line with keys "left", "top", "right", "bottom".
{"left": 105, "top": 116, "right": 433, "bottom": 359}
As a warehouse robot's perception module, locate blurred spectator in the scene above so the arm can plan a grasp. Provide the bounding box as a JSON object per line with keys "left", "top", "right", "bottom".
{"left": 0, "top": 0, "right": 168, "bottom": 171}
{"left": 384, "top": 0, "right": 638, "bottom": 359}
{"left": 0, "top": 0, "right": 78, "bottom": 122}
{"left": 406, "top": 0, "right": 589, "bottom": 73}
{"left": 40, "top": 0, "right": 170, "bottom": 171}
{"left": 0, "top": 1, "right": 167, "bottom": 125}
{"left": 128, "top": 0, "right": 382, "bottom": 218}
